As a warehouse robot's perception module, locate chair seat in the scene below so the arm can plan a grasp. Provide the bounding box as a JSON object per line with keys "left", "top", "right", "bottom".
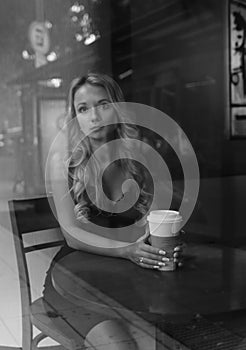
{"left": 30, "top": 297, "right": 85, "bottom": 349}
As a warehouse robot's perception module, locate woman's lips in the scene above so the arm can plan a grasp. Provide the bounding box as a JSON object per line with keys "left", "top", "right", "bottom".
{"left": 90, "top": 126, "right": 104, "bottom": 132}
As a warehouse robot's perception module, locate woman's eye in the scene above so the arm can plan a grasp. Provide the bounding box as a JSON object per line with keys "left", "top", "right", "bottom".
{"left": 78, "top": 106, "right": 89, "bottom": 114}
{"left": 98, "top": 102, "right": 110, "bottom": 110}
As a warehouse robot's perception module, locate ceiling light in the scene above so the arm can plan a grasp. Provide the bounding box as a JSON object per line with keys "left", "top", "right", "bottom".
{"left": 75, "top": 33, "right": 83, "bottom": 42}
{"left": 71, "top": 3, "right": 84, "bottom": 13}
{"left": 22, "top": 50, "right": 31, "bottom": 60}
{"left": 49, "top": 78, "right": 62, "bottom": 88}
{"left": 71, "top": 15, "right": 78, "bottom": 22}
{"left": 84, "top": 33, "right": 100, "bottom": 45}
{"left": 46, "top": 51, "right": 58, "bottom": 62}
{"left": 45, "top": 21, "right": 52, "bottom": 29}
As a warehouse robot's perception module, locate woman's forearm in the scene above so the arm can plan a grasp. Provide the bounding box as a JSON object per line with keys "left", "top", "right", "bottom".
{"left": 61, "top": 225, "right": 132, "bottom": 259}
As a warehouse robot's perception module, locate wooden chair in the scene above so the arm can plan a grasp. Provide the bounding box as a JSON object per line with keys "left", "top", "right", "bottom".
{"left": 8, "top": 196, "right": 85, "bottom": 350}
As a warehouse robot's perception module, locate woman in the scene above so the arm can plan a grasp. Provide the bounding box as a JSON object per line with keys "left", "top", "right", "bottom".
{"left": 44, "top": 72, "right": 182, "bottom": 349}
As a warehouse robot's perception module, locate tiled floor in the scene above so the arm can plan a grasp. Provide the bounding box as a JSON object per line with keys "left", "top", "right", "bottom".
{"left": 0, "top": 188, "right": 22, "bottom": 347}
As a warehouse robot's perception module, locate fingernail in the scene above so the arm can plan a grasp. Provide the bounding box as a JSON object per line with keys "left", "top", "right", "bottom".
{"left": 153, "top": 265, "right": 160, "bottom": 269}
{"left": 162, "top": 257, "right": 169, "bottom": 262}
{"left": 159, "top": 250, "right": 166, "bottom": 255}
{"left": 158, "top": 262, "right": 166, "bottom": 266}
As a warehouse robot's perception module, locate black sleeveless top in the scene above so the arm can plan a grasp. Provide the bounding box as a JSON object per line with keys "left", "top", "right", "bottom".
{"left": 69, "top": 179, "right": 144, "bottom": 228}
{"left": 68, "top": 162, "right": 153, "bottom": 240}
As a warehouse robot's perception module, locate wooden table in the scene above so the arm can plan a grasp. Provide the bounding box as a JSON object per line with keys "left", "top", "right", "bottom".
{"left": 51, "top": 243, "right": 246, "bottom": 349}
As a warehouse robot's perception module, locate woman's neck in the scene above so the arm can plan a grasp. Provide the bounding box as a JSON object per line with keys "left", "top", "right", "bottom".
{"left": 90, "top": 132, "right": 118, "bottom": 166}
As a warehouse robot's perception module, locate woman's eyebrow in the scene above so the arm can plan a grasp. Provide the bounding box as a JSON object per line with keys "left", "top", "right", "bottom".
{"left": 75, "top": 102, "right": 87, "bottom": 107}
{"left": 75, "top": 99, "right": 110, "bottom": 108}
{"left": 97, "top": 98, "right": 110, "bottom": 104}
{"left": 76, "top": 102, "right": 87, "bottom": 106}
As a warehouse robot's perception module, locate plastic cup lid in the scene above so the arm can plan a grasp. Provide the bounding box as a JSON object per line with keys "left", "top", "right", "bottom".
{"left": 147, "top": 210, "right": 182, "bottom": 223}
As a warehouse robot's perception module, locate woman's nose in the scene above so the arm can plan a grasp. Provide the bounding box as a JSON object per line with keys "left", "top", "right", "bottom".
{"left": 90, "top": 106, "right": 101, "bottom": 122}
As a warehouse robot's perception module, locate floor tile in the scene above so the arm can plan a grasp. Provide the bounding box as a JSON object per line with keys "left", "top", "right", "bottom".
{"left": 0, "top": 225, "right": 17, "bottom": 276}
{"left": 0, "top": 317, "right": 21, "bottom": 347}
{"left": 0, "top": 319, "right": 19, "bottom": 347}
{"left": 0, "top": 258, "right": 19, "bottom": 287}
{"left": 0, "top": 289, "right": 21, "bottom": 321}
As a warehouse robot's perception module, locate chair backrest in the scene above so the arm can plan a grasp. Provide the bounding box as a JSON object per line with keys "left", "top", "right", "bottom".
{"left": 8, "top": 195, "right": 65, "bottom": 312}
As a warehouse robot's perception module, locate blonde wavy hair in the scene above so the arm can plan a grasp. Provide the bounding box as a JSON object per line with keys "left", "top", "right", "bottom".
{"left": 65, "top": 72, "right": 152, "bottom": 223}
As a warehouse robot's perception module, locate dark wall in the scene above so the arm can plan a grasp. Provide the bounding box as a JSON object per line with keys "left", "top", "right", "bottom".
{"left": 113, "top": 0, "right": 246, "bottom": 244}
{"left": 113, "top": 0, "right": 246, "bottom": 178}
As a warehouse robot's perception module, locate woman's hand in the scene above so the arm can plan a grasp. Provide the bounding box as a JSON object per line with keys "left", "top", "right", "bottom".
{"left": 173, "top": 229, "right": 186, "bottom": 267}
{"left": 124, "top": 239, "right": 169, "bottom": 269}
{"left": 122, "top": 231, "right": 185, "bottom": 269}
{"left": 173, "top": 244, "right": 184, "bottom": 267}
{"left": 122, "top": 232, "right": 168, "bottom": 269}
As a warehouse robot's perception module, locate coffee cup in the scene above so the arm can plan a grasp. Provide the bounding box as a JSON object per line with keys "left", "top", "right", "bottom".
{"left": 147, "top": 210, "right": 182, "bottom": 271}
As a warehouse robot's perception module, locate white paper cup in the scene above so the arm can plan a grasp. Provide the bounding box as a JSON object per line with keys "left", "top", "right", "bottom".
{"left": 147, "top": 210, "right": 182, "bottom": 271}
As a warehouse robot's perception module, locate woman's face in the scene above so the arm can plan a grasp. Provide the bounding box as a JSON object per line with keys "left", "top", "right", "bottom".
{"left": 73, "top": 83, "right": 118, "bottom": 142}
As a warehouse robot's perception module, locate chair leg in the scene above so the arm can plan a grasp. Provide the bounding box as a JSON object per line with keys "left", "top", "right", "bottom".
{"left": 22, "top": 316, "right": 33, "bottom": 350}
{"left": 32, "top": 333, "right": 48, "bottom": 350}
{"left": 22, "top": 316, "right": 48, "bottom": 350}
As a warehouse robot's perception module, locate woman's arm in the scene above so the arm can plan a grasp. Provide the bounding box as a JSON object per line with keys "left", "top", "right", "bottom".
{"left": 49, "top": 153, "right": 168, "bottom": 268}
{"left": 49, "top": 153, "right": 134, "bottom": 253}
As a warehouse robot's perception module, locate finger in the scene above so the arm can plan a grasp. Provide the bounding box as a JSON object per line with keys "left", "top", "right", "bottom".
{"left": 140, "top": 262, "right": 161, "bottom": 270}
{"left": 140, "top": 257, "right": 167, "bottom": 267}
{"left": 142, "top": 251, "right": 169, "bottom": 262}
{"left": 174, "top": 256, "right": 184, "bottom": 266}
{"left": 175, "top": 242, "right": 187, "bottom": 250}
{"left": 174, "top": 246, "right": 182, "bottom": 252}
{"left": 142, "top": 244, "right": 167, "bottom": 256}
{"left": 141, "top": 246, "right": 169, "bottom": 262}
{"left": 176, "top": 260, "right": 184, "bottom": 268}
